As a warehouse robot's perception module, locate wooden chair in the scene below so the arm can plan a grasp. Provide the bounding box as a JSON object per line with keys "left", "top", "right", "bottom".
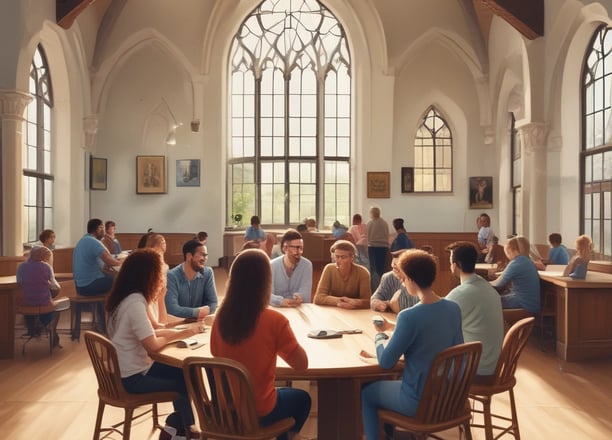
{"left": 183, "top": 356, "right": 295, "bottom": 439}
{"left": 469, "top": 317, "right": 535, "bottom": 440}
{"left": 84, "top": 331, "right": 180, "bottom": 440}
{"left": 71, "top": 293, "right": 108, "bottom": 341}
{"left": 377, "top": 342, "right": 483, "bottom": 440}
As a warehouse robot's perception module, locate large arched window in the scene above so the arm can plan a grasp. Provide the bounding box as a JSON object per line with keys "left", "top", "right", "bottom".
{"left": 228, "top": 0, "right": 351, "bottom": 227}
{"left": 582, "top": 25, "right": 612, "bottom": 258}
{"left": 23, "top": 45, "right": 54, "bottom": 244}
{"left": 413, "top": 107, "right": 453, "bottom": 192}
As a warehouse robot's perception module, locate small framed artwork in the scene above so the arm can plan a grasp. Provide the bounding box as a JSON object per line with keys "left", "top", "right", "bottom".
{"left": 401, "top": 167, "right": 414, "bottom": 193}
{"left": 367, "top": 171, "right": 391, "bottom": 198}
{"left": 136, "top": 155, "right": 167, "bottom": 194}
{"left": 176, "top": 159, "right": 200, "bottom": 187}
{"left": 90, "top": 156, "right": 107, "bottom": 190}
{"left": 469, "top": 176, "right": 493, "bottom": 209}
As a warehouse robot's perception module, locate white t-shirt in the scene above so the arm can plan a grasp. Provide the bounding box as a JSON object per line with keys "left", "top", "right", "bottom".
{"left": 107, "top": 293, "right": 155, "bottom": 377}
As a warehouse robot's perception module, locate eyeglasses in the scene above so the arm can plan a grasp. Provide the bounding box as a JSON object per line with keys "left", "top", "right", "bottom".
{"left": 333, "top": 254, "right": 352, "bottom": 260}
{"left": 286, "top": 245, "right": 304, "bottom": 251}
{"left": 194, "top": 251, "right": 208, "bottom": 257}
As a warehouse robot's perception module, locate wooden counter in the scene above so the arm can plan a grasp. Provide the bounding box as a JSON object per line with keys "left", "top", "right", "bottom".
{"left": 0, "top": 276, "right": 18, "bottom": 359}
{"left": 539, "top": 271, "right": 612, "bottom": 361}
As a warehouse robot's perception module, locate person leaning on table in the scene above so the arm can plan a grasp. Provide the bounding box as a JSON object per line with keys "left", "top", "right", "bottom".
{"left": 211, "top": 249, "right": 311, "bottom": 440}
{"left": 165, "top": 239, "right": 218, "bottom": 319}
{"left": 361, "top": 249, "right": 463, "bottom": 440}
{"left": 370, "top": 250, "right": 419, "bottom": 313}
{"left": 313, "top": 239, "right": 371, "bottom": 309}
{"left": 105, "top": 248, "right": 204, "bottom": 439}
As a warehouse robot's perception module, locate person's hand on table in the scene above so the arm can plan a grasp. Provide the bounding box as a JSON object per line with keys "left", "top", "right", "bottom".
{"left": 370, "top": 298, "right": 388, "bottom": 312}
{"left": 372, "top": 315, "right": 394, "bottom": 332}
{"left": 281, "top": 293, "right": 303, "bottom": 307}
{"left": 337, "top": 297, "right": 361, "bottom": 309}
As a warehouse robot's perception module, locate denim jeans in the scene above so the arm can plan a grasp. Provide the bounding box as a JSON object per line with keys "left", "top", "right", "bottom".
{"left": 122, "top": 362, "right": 194, "bottom": 430}
{"left": 76, "top": 275, "right": 115, "bottom": 296}
{"left": 361, "top": 380, "right": 415, "bottom": 440}
{"left": 259, "top": 387, "right": 312, "bottom": 440}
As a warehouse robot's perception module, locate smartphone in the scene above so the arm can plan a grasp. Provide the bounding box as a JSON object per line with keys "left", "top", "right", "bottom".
{"left": 372, "top": 315, "right": 384, "bottom": 328}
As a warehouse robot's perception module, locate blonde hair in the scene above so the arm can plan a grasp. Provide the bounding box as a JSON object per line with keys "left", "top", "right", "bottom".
{"left": 515, "top": 236, "right": 531, "bottom": 257}
{"left": 29, "top": 246, "right": 51, "bottom": 262}
{"left": 330, "top": 239, "right": 357, "bottom": 256}
{"left": 369, "top": 206, "right": 381, "bottom": 218}
{"left": 574, "top": 235, "right": 592, "bottom": 260}
{"left": 504, "top": 237, "right": 521, "bottom": 256}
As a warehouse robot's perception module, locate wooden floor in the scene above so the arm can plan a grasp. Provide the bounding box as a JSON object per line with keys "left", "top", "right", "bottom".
{"left": 2, "top": 269, "right": 611, "bottom": 439}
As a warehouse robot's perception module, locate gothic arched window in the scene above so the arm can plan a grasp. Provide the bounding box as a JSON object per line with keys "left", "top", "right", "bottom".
{"left": 413, "top": 107, "right": 453, "bottom": 192}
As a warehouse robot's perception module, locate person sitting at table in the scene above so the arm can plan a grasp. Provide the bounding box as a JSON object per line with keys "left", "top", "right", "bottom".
{"left": 245, "top": 215, "right": 266, "bottom": 243}
{"left": 165, "top": 239, "right": 218, "bottom": 319}
{"left": 361, "top": 249, "right": 463, "bottom": 440}
{"left": 490, "top": 236, "right": 540, "bottom": 314}
{"left": 210, "top": 248, "right": 311, "bottom": 440}
{"left": 106, "top": 248, "right": 203, "bottom": 439}
{"left": 16, "top": 246, "right": 62, "bottom": 343}
{"left": 270, "top": 229, "right": 313, "bottom": 307}
{"left": 194, "top": 231, "right": 208, "bottom": 246}
{"left": 547, "top": 232, "right": 570, "bottom": 265}
{"left": 145, "top": 233, "right": 171, "bottom": 328}
{"left": 348, "top": 213, "right": 369, "bottom": 268}
{"left": 445, "top": 241, "right": 503, "bottom": 376}
{"left": 101, "top": 220, "right": 122, "bottom": 255}
{"left": 313, "top": 240, "right": 371, "bottom": 309}
{"left": 370, "top": 250, "right": 419, "bottom": 313}
{"left": 390, "top": 218, "right": 414, "bottom": 252}
{"left": 476, "top": 213, "right": 495, "bottom": 262}
{"left": 25, "top": 229, "right": 57, "bottom": 266}
{"left": 563, "top": 234, "right": 592, "bottom": 279}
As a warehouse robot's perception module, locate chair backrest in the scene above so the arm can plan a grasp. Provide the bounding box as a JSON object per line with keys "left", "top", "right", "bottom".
{"left": 183, "top": 356, "right": 263, "bottom": 436}
{"left": 492, "top": 317, "right": 535, "bottom": 386}
{"left": 84, "top": 330, "right": 128, "bottom": 402}
{"left": 415, "top": 342, "right": 482, "bottom": 424}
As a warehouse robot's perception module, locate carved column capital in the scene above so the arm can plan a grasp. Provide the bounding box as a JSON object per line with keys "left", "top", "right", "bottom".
{"left": 0, "top": 89, "right": 32, "bottom": 120}
{"left": 517, "top": 121, "right": 549, "bottom": 154}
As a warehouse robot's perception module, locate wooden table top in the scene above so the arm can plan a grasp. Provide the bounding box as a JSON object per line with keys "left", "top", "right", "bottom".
{"left": 539, "top": 270, "right": 612, "bottom": 288}
{"left": 151, "top": 303, "right": 402, "bottom": 380}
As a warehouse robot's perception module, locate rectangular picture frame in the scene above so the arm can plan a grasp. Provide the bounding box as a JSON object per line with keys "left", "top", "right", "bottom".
{"left": 90, "top": 156, "right": 107, "bottom": 190}
{"left": 367, "top": 171, "right": 391, "bottom": 198}
{"left": 176, "top": 159, "right": 201, "bottom": 187}
{"left": 469, "top": 176, "right": 493, "bottom": 209}
{"left": 401, "top": 167, "right": 414, "bottom": 193}
{"left": 136, "top": 155, "right": 167, "bottom": 194}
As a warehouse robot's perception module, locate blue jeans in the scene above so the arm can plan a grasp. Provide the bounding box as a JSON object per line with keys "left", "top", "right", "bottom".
{"left": 368, "top": 247, "right": 388, "bottom": 289}
{"left": 260, "top": 387, "right": 312, "bottom": 440}
{"left": 361, "top": 380, "right": 415, "bottom": 440}
{"left": 500, "top": 293, "right": 522, "bottom": 309}
{"left": 76, "top": 275, "right": 114, "bottom": 296}
{"left": 122, "top": 362, "right": 194, "bottom": 430}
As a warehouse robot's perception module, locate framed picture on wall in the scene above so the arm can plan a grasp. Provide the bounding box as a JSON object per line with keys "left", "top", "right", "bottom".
{"left": 367, "top": 171, "right": 391, "bottom": 198}
{"left": 469, "top": 176, "right": 493, "bottom": 209}
{"left": 136, "top": 155, "right": 167, "bottom": 194}
{"left": 176, "top": 159, "right": 201, "bottom": 187}
{"left": 90, "top": 156, "right": 107, "bottom": 190}
{"left": 401, "top": 167, "right": 414, "bottom": 193}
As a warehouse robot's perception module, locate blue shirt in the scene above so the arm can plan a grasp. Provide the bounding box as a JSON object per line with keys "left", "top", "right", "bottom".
{"left": 376, "top": 300, "right": 463, "bottom": 415}
{"left": 495, "top": 255, "right": 541, "bottom": 313}
{"left": 73, "top": 234, "right": 107, "bottom": 287}
{"left": 370, "top": 271, "right": 419, "bottom": 311}
{"left": 270, "top": 255, "right": 313, "bottom": 306}
{"left": 245, "top": 226, "right": 265, "bottom": 241}
{"left": 390, "top": 232, "right": 414, "bottom": 252}
{"left": 548, "top": 245, "right": 570, "bottom": 265}
{"left": 165, "top": 263, "right": 218, "bottom": 318}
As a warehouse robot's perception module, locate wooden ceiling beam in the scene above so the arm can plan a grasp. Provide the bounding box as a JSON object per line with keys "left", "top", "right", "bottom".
{"left": 56, "top": 0, "right": 97, "bottom": 29}
{"left": 479, "top": 0, "right": 544, "bottom": 40}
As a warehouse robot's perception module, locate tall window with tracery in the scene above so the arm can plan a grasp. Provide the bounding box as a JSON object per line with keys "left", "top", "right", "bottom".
{"left": 228, "top": 0, "right": 351, "bottom": 228}
{"left": 413, "top": 107, "right": 453, "bottom": 192}
{"left": 582, "top": 25, "right": 612, "bottom": 258}
{"left": 23, "top": 45, "right": 54, "bottom": 244}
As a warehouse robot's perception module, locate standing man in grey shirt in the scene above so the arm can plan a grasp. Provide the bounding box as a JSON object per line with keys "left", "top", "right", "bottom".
{"left": 270, "top": 229, "right": 313, "bottom": 307}
{"left": 366, "top": 206, "right": 390, "bottom": 290}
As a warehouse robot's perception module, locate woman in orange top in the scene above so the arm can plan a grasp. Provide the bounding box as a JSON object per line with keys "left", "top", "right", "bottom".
{"left": 210, "top": 249, "right": 311, "bottom": 440}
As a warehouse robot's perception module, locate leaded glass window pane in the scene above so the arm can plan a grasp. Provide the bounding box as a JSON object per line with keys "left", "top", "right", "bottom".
{"left": 413, "top": 107, "right": 453, "bottom": 192}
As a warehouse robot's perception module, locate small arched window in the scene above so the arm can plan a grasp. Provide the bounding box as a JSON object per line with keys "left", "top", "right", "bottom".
{"left": 413, "top": 107, "right": 452, "bottom": 192}
{"left": 23, "top": 44, "right": 54, "bottom": 244}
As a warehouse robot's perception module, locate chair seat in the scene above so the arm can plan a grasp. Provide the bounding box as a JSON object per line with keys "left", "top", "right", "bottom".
{"left": 71, "top": 294, "right": 109, "bottom": 341}
{"left": 70, "top": 294, "right": 108, "bottom": 303}
{"left": 502, "top": 309, "right": 534, "bottom": 327}
{"left": 379, "top": 403, "right": 472, "bottom": 434}
{"left": 53, "top": 296, "right": 71, "bottom": 311}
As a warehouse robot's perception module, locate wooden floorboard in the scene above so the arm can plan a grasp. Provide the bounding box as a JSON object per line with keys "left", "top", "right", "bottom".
{"left": 2, "top": 268, "right": 611, "bottom": 439}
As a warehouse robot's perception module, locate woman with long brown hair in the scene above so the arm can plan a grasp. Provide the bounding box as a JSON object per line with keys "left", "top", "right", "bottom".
{"left": 105, "top": 248, "right": 202, "bottom": 438}
{"left": 210, "top": 249, "right": 311, "bottom": 440}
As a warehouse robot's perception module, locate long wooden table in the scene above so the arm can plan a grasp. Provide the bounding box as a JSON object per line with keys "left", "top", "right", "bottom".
{"left": 0, "top": 276, "right": 18, "bottom": 359}
{"left": 151, "top": 303, "right": 402, "bottom": 439}
{"left": 539, "top": 271, "right": 612, "bottom": 361}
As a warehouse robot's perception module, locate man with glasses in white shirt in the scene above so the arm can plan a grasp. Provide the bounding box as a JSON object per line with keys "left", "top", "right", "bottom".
{"left": 165, "top": 239, "right": 218, "bottom": 319}
{"left": 270, "top": 229, "right": 313, "bottom": 307}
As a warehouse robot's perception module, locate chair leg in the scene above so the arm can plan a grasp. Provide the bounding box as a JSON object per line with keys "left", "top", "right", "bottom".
{"left": 481, "top": 397, "right": 494, "bottom": 440}
{"left": 123, "top": 407, "right": 134, "bottom": 440}
{"left": 93, "top": 400, "right": 105, "bottom": 440}
{"left": 152, "top": 403, "right": 160, "bottom": 429}
{"left": 462, "top": 421, "right": 473, "bottom": 440}
{"left": 508, "top": 388, "right": 520, "bottom": 440}
{"left": 71, "top": 303, "right": 82, "bottom": 341}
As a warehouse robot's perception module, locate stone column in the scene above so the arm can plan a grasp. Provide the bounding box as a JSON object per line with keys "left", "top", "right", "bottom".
{"left": 518, "top": 121, "right": 549, "bottom": 244}
{"left": 0, "top": 89, "right": 32, "bottom": 255}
